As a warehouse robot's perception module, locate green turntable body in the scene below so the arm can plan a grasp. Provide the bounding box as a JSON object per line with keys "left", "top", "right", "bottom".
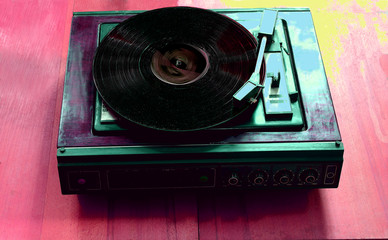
{"left": 58, "top": 8, "right": 343, "bottom": 194}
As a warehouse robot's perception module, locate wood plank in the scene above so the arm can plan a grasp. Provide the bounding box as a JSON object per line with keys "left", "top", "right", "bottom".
{"left": 1, "top": 0, "right": 388, "bottom": 239}
{"left": 105, "top": 192, "right": 198, "bottom": 239}
{"left": 0, "top": 0, "right": 70, "bottom": 239}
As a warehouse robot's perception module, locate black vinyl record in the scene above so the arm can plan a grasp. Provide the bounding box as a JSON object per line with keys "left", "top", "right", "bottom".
{"left": 93, "top": 7, "right": 263, "bottom": 131}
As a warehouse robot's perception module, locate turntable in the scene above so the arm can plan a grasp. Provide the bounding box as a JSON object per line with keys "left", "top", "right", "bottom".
{"left": 57, "top": 7, "right": 344, "bottom": 194}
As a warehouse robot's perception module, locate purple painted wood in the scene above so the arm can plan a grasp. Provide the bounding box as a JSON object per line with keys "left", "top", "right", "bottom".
{"left": 58, "top": 12, "right": 341, "bottom": 148}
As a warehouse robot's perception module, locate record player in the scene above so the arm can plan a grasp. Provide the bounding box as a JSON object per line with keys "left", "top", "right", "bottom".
{"left": 57, "top": 7, "right": 344, "bottom": 194}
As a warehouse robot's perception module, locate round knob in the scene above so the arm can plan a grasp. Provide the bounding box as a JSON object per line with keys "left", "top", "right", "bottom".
{"left": 77, "top": 178, "right": 87, "bottom": 185}
{"left": 274, "top": 169, "right": 293, "bottom": 185}
{"left": 228, "top": 173, "right": 239, "bottom": 186}
{"left": 249, "top": 170, "right": 269, "bottom": 185}
{"left": 299, "top": 169, "right": 319, "bottom": 184}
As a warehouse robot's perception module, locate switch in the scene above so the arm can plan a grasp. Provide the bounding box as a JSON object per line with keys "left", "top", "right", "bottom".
{"left": 268, "top": 71, "right": 280, "bottom": 88}
{"left": 263, "top": 52, "right": 292, "bottom": 119}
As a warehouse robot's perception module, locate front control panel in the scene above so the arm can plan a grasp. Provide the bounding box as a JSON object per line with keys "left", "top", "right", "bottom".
{"left": 59, "top": 162, "right": 342, "bottom": 194}
{"left": 220, "top": 163, "right": 340, "bottom": 188}
{"left": 58, "top": 141, "right": 344, "bottom": 194}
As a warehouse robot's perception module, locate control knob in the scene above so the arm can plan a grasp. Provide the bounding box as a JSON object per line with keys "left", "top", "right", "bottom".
{"left": 274, "top": 169, "right": 293, "bottom": 185}
{"left": 249, "top": 170, "right": 269, "bottom": 185}
{"left": 299, "top": 168, "right": 319, "bottom": 184}
{"left": 228, "top": 173, "right": 239, "bottom": 186}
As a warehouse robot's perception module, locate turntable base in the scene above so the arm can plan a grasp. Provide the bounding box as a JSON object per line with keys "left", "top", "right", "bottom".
{"left": 58, "top": 8, "right": 343, "bottom": 194}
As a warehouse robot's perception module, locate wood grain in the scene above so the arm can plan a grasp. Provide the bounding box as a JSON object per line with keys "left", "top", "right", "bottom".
{"left": 0, "top": 0, "right": 71, "bottom": 239}
{"left": 0, "top": 0, "right": 387, "bottom": 239}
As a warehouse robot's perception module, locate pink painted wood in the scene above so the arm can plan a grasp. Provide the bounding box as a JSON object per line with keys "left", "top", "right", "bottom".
{"left": 0, "top": 0, "right": 387, "bottom": 239}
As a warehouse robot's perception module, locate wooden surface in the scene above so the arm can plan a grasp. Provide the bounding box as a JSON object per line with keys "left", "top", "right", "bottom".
{"left": 0, "top": 0, "right": 387, "bottom": 239}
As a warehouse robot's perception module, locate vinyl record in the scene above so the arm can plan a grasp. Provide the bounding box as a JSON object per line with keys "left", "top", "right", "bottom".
{"left": 93, "top": 7, "right": 264, "bottom": 131}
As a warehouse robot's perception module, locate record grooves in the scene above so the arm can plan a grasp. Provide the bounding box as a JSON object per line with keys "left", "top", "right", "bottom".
{"left": 93, "top": 7, "right": 264, "bottom": 131}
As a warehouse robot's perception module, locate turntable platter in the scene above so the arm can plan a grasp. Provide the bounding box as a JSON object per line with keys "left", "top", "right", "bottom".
{"left": 92, "top": 7, "right": 264, "bottom": 131}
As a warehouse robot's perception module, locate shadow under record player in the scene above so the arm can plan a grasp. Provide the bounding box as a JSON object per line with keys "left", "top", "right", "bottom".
{"left": 57, "top": 7, "right": 344, "bottom": 194}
